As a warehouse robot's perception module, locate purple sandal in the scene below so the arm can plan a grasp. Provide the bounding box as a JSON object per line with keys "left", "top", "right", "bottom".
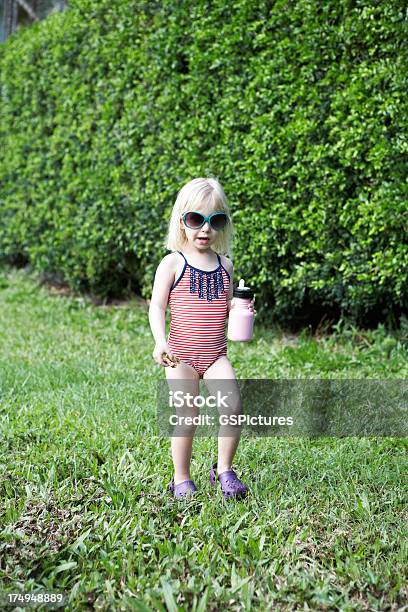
{"left": 168, "top": 478, "right": 197, "bottom": 498}
{"left": 210, "top": 462, "right": 248, "bottom": 499}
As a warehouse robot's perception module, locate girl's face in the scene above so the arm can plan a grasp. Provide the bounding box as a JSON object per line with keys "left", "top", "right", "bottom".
{"left": 180, "top": 206, "right": 219, "bottom": 251}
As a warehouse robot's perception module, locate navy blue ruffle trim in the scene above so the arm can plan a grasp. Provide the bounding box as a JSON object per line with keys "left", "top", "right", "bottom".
{"left": 189, "top": 267, "right": 225, "bottom": 302}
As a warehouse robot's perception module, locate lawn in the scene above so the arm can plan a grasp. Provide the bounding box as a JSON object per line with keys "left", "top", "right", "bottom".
{"left": 0, "top": 268, "right": 407, "bottom": 611}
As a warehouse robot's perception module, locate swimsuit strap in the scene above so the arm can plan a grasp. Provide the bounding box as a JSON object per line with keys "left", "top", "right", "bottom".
{"left": 177, "top": 250, "right": 221, "bottom": 266}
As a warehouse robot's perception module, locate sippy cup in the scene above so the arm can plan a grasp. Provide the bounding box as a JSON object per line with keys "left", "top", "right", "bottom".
{"left": 227, "top": 279, "right": 254, "bottom": 342}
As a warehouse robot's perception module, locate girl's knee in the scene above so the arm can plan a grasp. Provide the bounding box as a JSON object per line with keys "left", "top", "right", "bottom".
{"left": 220, "top": 396, "right": 242, "bottom": 418}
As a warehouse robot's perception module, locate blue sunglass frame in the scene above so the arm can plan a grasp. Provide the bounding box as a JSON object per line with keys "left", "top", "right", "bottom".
{"left": 182, "top": 211, "right": 229, "bottom": 231}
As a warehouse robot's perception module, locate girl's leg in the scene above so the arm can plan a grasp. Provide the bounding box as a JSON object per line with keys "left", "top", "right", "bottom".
{"left": 203, "top": 356, "right": 242, "bottom": 475}
{"left": 165, "top": 362, "right": 200, "bottom": 485}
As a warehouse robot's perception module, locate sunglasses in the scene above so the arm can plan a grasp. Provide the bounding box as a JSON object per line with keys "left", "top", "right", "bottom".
{"left": 182, "top": 211, "right": 229, "bottom": 231}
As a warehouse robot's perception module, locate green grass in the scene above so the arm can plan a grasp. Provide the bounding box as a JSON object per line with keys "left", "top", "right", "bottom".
{"left": 0, "top": 267, "right": 407, "bottom": 611}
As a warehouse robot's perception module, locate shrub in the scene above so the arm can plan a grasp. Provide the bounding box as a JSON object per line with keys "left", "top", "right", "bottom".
{"left": 0, "top": 0, "right": 406, "bottom": 327}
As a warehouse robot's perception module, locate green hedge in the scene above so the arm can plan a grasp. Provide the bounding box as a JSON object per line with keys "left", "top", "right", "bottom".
{"left": 0, "top": 0, "right": 407, "bottom": 327}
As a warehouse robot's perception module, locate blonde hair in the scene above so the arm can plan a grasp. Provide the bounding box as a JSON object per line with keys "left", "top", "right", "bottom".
{"left": 165, "top": 177, "right": 233, "bottom": 256}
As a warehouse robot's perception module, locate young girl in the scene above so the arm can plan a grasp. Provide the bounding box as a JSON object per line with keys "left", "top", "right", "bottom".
{"left": 149, "top": 177, "right": 256, "bottom": 499}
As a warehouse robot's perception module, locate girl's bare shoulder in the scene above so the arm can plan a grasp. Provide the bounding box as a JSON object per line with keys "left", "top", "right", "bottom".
{"left": 219, "top": 254, "right": 233, "bottom": 273}
{"left": 159, "top": 252, "right": 182, "bottom": 269}
{"left": 157, "top": 252, "right": 184, "bottom": 282}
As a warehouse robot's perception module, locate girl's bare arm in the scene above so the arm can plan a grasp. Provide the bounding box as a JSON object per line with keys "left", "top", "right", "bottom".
{"left": 221, "top": 256, "right": 234, "bottom": 313}
{"left": 148, "top": 254, "right": 178, "bottom": 366}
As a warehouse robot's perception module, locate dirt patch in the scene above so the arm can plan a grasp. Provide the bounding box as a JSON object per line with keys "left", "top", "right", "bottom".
{"left": 1, "top": 499, "right": 83, "bottom": 582}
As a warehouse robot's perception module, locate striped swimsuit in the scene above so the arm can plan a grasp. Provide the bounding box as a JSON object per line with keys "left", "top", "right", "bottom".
{"left": 167, "top": 251, "right": 231, "bottom": 377}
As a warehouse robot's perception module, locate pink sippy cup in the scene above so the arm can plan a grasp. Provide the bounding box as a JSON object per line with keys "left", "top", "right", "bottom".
{"left": 227, "top": 279, "right": 254, "bottom": 342}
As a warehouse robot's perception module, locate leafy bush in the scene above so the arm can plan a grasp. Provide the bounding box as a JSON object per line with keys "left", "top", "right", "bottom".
{"left": 0, "top": 0, "right": 406, "bottom": 327}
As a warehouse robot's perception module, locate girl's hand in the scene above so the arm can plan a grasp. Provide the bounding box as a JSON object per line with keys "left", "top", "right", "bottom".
{"left": 152, "top": 342, "right": 179, "bottom": 367}
{"left": 248, "top": 298, "right": 257, "bottom": 315}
